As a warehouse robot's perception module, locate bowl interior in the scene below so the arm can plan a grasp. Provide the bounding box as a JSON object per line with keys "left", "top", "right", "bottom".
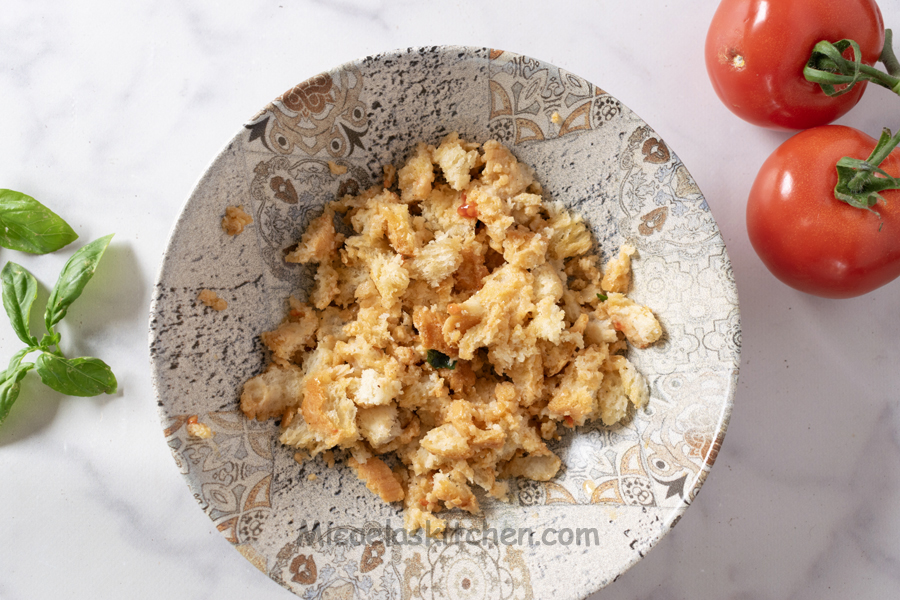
{"left": 149, "top": 46, "right": 739, "bottom": 600}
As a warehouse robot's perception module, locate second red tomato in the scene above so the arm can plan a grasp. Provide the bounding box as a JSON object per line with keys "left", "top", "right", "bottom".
{"left": 747, "top": 125, "right": 900, "bottom": 298}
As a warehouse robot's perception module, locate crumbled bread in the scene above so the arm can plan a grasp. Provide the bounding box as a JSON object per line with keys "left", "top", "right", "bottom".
{"left": 546, "top": 346, "right": 608, "bottom": 426}
{"left": 285, "top": 208, "right": 342, "bottom": 264}
{"left": 601, "top": 244, "right": 636, "bottom": 293}
{"left": 197, "top": 289, "right": 227, "bottom": 311}
{"left": 348, "top": 456, "right": 405, "bottom": 503}
{"left": 186, "top": 415, "right": 214, "bottom": 439}
{"left": 412, "top": 306, "right": 455, "bottom": 356}
{"left": 310, "top": 260, "right": 341, "bottom": 310}
{"left": 327, "top": 160, "right": 348, "bottom": 175}
{"left": 397, "top": 143, "right": 435, "bottom": 202}
{"left": 357, "top": 404, "right": 401, "bottom": 447}
{"left": 601, "top": 293, "right": 663, "bottom": 349}
{"left": 355, "top": 368, "right": 402, "bottom": 407}
{"left": 381, "top": 202, "right": 420, "bottom": 256}
{"left": 222, "top": 205, "right": 253, "bottom": 236}
{"left": 260, "top": 317, "right": 317, "bottom": 367}
{"left": 409, "top": 232, "right": 464, "bottom": 286}
{"left": 433, "top": 132, "right": 480, "bottom": 191}
{"left": 241, "top": 363, "right": 304, "bottom": 421}
{"left": 421, "top": 423, "right": 474, "bottom": 460}
{"left": 545, "top": 202, "right": 593, "bottom": 260}
{"left": 502, "top": 453, "right": 560, "bottom": 481}
{"left": 370, "top": 253, "right": 411, "bottom": 308}
{"left": 501, "top": 227, "right": 549, "bottom": 269}
{"left": 383, "top": 164, "right": 397, "bottom": 189}
{"left": 239, "top": 133, "right": 662, "bottom": 534}
{"left": 481, "top": 140, "right": 534, "bottom": 198}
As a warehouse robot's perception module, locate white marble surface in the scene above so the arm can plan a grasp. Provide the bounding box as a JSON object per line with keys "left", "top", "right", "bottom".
{"left": 1, "top": 1, "right": 899, "bottom": 598}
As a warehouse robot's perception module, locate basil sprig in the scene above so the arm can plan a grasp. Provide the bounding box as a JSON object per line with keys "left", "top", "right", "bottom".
{"left": 0, "top": 189, "right": 78, "bottom": 254}
{"left": 0, "top": 235, "right": 117, "bottom": 425}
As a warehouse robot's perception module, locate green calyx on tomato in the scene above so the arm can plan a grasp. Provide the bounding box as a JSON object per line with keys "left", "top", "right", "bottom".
{"left": 804, "top": 29, "right": 900, "bottom": 97}
{"left": 835, "top": 127, "right": 900, "bottom": 214}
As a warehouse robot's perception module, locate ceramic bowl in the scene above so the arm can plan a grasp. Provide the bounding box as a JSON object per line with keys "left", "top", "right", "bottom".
{"left": 149, "top": 46, "right": 740, "bottom": 600}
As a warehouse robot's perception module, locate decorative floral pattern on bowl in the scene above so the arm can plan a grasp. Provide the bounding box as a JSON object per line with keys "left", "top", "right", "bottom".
{"left": 149, "top": 46, "right": 739, "bottom": 600}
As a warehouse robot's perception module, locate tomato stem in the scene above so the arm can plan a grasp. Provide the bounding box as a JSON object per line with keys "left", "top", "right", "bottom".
{"left": 834, "top": 128, "right": 900, "bottom": 214}
{"left": 882, "top": 30, "right": 900, "bottom": 78}
{"left": 804, "top": 31, "right": 900, "bottom": 96}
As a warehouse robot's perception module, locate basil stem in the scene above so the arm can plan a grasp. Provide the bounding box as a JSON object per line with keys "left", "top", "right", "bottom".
{"left": 880, "top": 29, "right": 900, "bottom": 78}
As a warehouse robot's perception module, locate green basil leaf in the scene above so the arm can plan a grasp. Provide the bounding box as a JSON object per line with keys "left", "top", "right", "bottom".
{"left": 426, "top": 349, "right": 457, "bottom": 370}
{"left": 1, "top": 261, "right": 39, "bottom": 346}
{"left": 0, "top": 189, "right": 78, "bottom": 254}
{"left": 44, "top": 233, "right": 114, "bottom": 330}
{"left": 0, "top": 362, "right": 33, "bottom": 425}
{"left": 7, "top": 347, "right": 31, "bottom": 372}
{"left": 34, "top": 353, "right": 117, "bottom": 397}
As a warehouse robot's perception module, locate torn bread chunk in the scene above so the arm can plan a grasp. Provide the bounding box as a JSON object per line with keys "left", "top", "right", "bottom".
{"left": 433, "top": 132, "right": 480, "bottom": 191}
{"left": 601, "top": 293, "right": 663, "bottom": 349}
{"left": 285, "top": 208, "right": 343, "bottom": 264}
{"left": 222, "top": 205, "right": 253, "bottom": 236}
{"left": 398, "top": 143, "right": 435, "bottom": 203}
{"left": 241, "top": 363, "right": 303, "bottom": 421}
{"left": 357, "top": 404, "right": 401, "bottom": 447}
{"left": 239, "top": 133, "right": 662, "bottom": 534}
{"left": 601, "top": 244, "right": 636, "bottom": 293}
{"left": 348, "top": 456, "right": 405, "bottom": 503}
{"left": 198, "top": 289, "right": 227, "bottom": 311}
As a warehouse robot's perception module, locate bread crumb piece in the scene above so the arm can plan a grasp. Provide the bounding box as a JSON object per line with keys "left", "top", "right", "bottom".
{"left": 222, "top": 205, "right": 253, "bottom": 236}
{"left": 398, "top": 143, "right": 435, "bottom": 202}
{"left": 198, "top": 289, "right": 227, "bottom": 311}
{"left": 328, "top": 161, "right": 348, "bottom": 175}
{"left": 307, "top": 473, "right": 318, "bottom": 481}
{"left": 284, "top": 208, "right": 341, "bottom": 264}
{"left": 186, "top": 415, "right": 214, "bottom": 439}
{"left": 383, "top": 164, "right": 397, "bottom": 188}
{"left": 601, "top": 244, "right": 636, "bottom": 293}
{"left": 551, "top": 111, "right": 561, "bottom": 124}
{"left": 348, "top": 456, "right": 405, "bottom": 503}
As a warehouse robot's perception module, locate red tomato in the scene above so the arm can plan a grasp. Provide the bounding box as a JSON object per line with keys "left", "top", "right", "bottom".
{"left": 747, "top": 125, "right": 900, "bottom": 298}
{"left": 705, "top": 0, "right": 884, "bottom": 130}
